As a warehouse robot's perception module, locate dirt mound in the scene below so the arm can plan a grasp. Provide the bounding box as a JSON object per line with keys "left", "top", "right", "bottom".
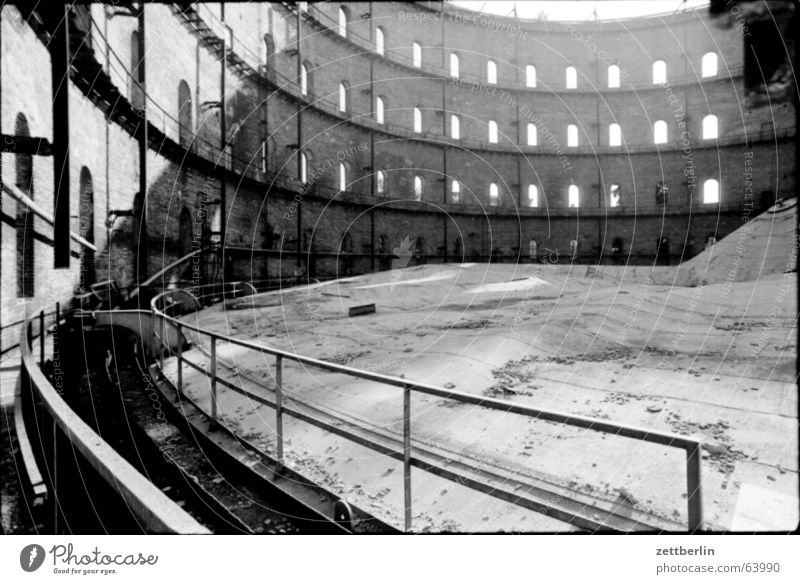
{"left": 673, "top": 200, "right": 797, "bottom": 286}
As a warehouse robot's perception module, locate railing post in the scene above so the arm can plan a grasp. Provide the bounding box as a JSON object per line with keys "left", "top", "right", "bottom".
{"left": 176, "top": 323, "right": 183, "bottom": 394}
{"left": 686, "top": 442, "right": 704, "bottom": 532}
{"left": 39, "top": 310, "right": 45, "bottom": 364}
{"left": 275, "top": 355, "right": 284, "bottom": 464}
{"left": 403, "top": 385, "right": 412, "bottom": 533}
{"left": 54, "top": 303, "right": 60, "bottom": 358}
{"left": 210, "top": 336, "right": 217, "bottom": 420}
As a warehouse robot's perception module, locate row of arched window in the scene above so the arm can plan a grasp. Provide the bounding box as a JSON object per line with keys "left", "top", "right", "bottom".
{"left": 298, "top": 149, "right": 722, "bottom": 206}
{"left": 334, "top": 7, "right": 720, "bottom": 87}
{"left": 11, "top": 112, "right": 96, "bottom": 299}
{"left": 371, "top": 100, "right": 720, "bottom": 144}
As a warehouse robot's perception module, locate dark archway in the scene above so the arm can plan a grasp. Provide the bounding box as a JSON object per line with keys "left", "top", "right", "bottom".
{"left": 178, "top": 80, "right": 193, "bottom": 148}
{"left": 263, "top": 34, "right": 275, "bottom": 79}
{"left": 178, "top": 207, "right": 193, "bottom": 258}
{"left": 130, "top": 30, "right": 144, "bottom": 110}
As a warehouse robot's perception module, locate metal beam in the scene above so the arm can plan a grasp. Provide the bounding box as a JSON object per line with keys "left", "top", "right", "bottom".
{"left": 51, "top": 4, "right": 71, "bottom": 267}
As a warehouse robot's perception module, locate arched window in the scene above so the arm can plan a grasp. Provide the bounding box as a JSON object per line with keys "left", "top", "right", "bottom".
{"left": 609, "top": 123, "right": 621, "bottom": 146}
{"left": 702, "top": 114, "right": 718, "bottom": 139}
{"left": 179, "top": 207, "right": 192, "bottom": 259}
{"left": 177, "top": 80, "right": 193, "bottom": 148}
{"left": 413, "top": 107, "right": 422, "bottom": 133}
{"left": 450, "top": 114, "right": 460, "bottom": 139}
{"left": 703, "top": 178, "right": 720, "bottom": 204}
{"left": 567, "top": 124, "right": 578, "bottom": 147}
{"left": 412, "top": 42, "right": 422, "bottom": 68}
{"left": 702, "top": 51, "right": 718, "bottom": 77}
{"left": 300, "top": 62, "right": 309, "bottom": 95}
{"left": 376, "top": 96, "right": 385, "bottom": 124}
{"left": 15, "top": 113, "right": 34, "bottom": 298}
{"left": 263, "top": 34, "right": 275, "bottom": 75}
{"left": 338, "top": 6, "right": 347, "bottom": 37}
{"left": 451, "top": 180, "right": 461, "bottom": 203}
{"left": 609, "top": 184, "right": 621, "bottom": 207}
{"left": 652, "top": 60, "right": 667, "bottom": 84}
{"left": 528, "top": 184, "right": 539, "bottom": 207}
{"left": 338, "top": 81, "right": 348, "bottom": 113}
{"left": 414, "top": 175, "right": 424, "bottom": 201}
{"left": 450, "top": 53, "right": 459, "bottom": 78}
{"left": 376, "top": 170, "right": 386, "bottom": 195}
{"left": 487, "top": 60, "right": 497, "bottom": 84}
{"left": 299, "top": 151, "right": 308, "bottom": 183}
{"left": 568, "top": 184, "right": 580, "bottom": 208}
{"left": 654, "top": 120, "right": 668, "bottom": 144}
{"left": 338, "top": 162, "right": 348, "bottom": 192}
{"left": 375, "top": 27, "right": 385, "bottom": 55}
{"left": 489, "top": 183, "right": 499, "bottom": 206}
{"left": 79, "top": 166, "right": 96, "bottom": 287}
{"left": 488, "top": 120, "right": 498, "bottom": 143}
{"left": 527, "top": 123, "right": 537, "bottom": 146}
{"left": 566, "top": 66, "right": 577, "bottom": 89}
{"left": 130, "top": 30, "right": 144, "bottom": 110}
{"left": 608, "top": 64, "right": 620, "bottom": 88}
{"left": 526, "top": 65, "right": 536, "bottom": 88}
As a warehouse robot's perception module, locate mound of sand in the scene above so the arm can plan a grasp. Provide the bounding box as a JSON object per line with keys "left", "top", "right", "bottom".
{"left": 674, "top": 199, "right": 797, "bottom": 286}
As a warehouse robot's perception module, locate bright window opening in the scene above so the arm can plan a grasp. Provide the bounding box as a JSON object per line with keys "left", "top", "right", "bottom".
{"left": 568, "top": 185, "right": 580, "bottom": 208}
{"left": 527, "top": 123, "right": 537, "bottom": 146}
{"left": 567, "top": 124, "right": 578, "bottom": 147}
{"left": 608, "top": 65, "right": 620, "bottom": 88}
{"left": 652, "top": 60, "right": 667, "bottom": 84}
{"left": 654, "top": 120, "right": 668, "bottom": 144}
{"left": 703, "top": 179, "right": 720, "bottom": 204}
{"left": 609, "top": 123, "right": 621, "bottom": 146}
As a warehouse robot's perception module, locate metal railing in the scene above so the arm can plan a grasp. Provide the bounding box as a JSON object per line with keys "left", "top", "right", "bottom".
{"left": 151, "top": 284, "right": 705, "bottom": 532}
{"left": 18, "top": 305, "right": 209, "bottom": 533}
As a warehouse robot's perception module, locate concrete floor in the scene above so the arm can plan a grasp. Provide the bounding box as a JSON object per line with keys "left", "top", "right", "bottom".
{"left": 166, "top": 202, "right": 798, "bottom": 532}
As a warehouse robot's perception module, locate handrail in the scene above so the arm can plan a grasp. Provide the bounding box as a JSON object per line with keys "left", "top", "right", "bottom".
{"left": 151, "top": 285, "right": 704, "bottom": 532}
{"left": 18, "top": 308, "right": 210, "bottom": 534}
{"left": 1, "top": 181, "right": 98, "bottom": 251}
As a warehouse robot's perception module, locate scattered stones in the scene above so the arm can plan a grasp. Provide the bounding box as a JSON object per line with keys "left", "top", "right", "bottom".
{"left": 767, "top": 475, "right": 776, "bottom": 482}
{"left": 702, "top": 443, "right": 728, "bottom": 457}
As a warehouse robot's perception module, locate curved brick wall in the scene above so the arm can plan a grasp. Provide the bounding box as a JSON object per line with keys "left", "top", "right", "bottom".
{"left": 1, "top": 2, "right": 795, "bottom": 331}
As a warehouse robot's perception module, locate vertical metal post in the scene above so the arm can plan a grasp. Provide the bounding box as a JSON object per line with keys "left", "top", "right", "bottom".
{"left": 159, "top": 318, "right": 165, "bottom": 371}
{"left": 210, "top": 336, "right": 217, "bottom": 420}
{"left": 54, "top": 302, "right": 60, "bottom": 359}
{"left": 52, "top": 418, "right": 57, "bottom": 533}
{"left": 52, "top": 4, "right": 71, "bottom": 267}
{"left": 176, "top": 323, "right": 182, "bottom": 394}
{"left": 403, "top": 385, "right": 412, "bottom": 532}
{"left": 686, "top": 443, "right": 703, "bottom": 532}
{"left": 275, "top": 355, "right": 284, "bottom": 464}
{"left": 39, "top": 310, "right": 45, "bottom": 364}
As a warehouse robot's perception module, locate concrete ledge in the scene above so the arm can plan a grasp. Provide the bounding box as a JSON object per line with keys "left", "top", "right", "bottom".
{"left": 13, "top": 376, "right": 48, "bottom": 506}
{"left": 19, "top": 320, "right": 209, "bottom": 534}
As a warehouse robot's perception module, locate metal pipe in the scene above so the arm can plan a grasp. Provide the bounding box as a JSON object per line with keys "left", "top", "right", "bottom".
{"left": 276, "top": 354, "right": 284, "bottom": 464}
{"left": 176, "top": 323, "right": 183, "bottom": 393}
{"left": 39, "top": 310, "right": 45, "bottom": 364}
{"left": 210, "top": 336, "right": 217, "bottom": 420}
{"left": 686, "top": 443, "right": 704, "bottom": 531}
{"left": 403, "top": 385, "right": 412, "bottom": 532}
